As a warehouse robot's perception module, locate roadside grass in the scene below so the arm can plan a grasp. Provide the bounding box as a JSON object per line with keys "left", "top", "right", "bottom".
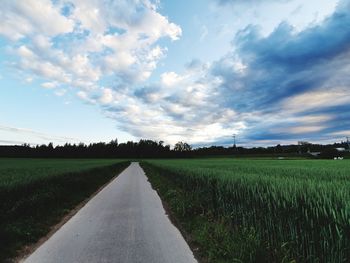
{"left": 142, "top": 162, "right": 272, "bottom": 263}
{"left": 0, "top": 158, "right": 129, "bottom": 262}
{"left": 141, "top": 158, "right": 350, "bottom": 262}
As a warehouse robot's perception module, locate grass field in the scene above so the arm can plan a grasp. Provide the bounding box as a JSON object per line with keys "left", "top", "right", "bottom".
{"left": 0, "top": 158, "right": 129, "bottom": 262}
{"left": 142, "top": 158, "right": 350, "bottom": 263}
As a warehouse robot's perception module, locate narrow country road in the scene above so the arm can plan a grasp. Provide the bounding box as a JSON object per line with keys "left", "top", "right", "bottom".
{"left": 23, "top": 162, "right": 197, "bottom": 263}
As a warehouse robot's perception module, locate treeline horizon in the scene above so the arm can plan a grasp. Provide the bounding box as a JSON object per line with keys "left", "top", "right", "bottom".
{"left": 0, "top": 139, "right": 349, "bottom": 158}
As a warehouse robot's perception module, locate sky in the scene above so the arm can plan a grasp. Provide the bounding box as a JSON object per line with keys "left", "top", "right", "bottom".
{"left": 0, "top": 0, "right": 349, "bottom": 147}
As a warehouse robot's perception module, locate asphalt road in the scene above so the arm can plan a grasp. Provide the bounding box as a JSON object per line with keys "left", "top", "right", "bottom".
{"left": 23, "top": 162, "right": 197, "bottom": 263}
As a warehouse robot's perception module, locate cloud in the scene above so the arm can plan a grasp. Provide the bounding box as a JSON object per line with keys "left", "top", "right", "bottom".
{"left": 160, "top": 72, "right": 183, "bottom": 87}
{"left": 1, "top": 0, "right": 350, "bottom": 146}
{"left": 206, "top": 1, "right": 350, "bottom": 143}
{"left": 2, "top": 0, "right": 242, "bottom": 145}
{"left": 1, "top": 0, "right": 181, "bottom": 90}
{"left": 99, "top": 88, "right": 114, "bottom": 104}
{"left": 0, "top": 0, "right": 74, "bottom": 41}
{"left": 276, "top": 125, "right": 327, "bottom": 135}
{"left": 100, "top": 0, "right": 350, "bottom": 144}
{"left": 94, "top": 64, "right": 245, "bottom": 145}
{"left": 0, "top": 139, "right": 31, "bottom": 145}
{"left": 215, "top": 0, "right": 289, "bottom": 5}
{"left": 90, "top": 0, "right": 350, "bottom": 145}
{"left": 107, "top": 0, "right": 348, "bottom": 146}
{"left": 41, "top": 81, "right": 59, "bottom": 89}
{"left": 54, "top": 89, "right": 67, "bottom": 97}
{"left": 76, "top": 91, "right": 96, "bottom": 104}
{"left": 25, "top": 77, "right": 33, "bottom": 83}
{"left": 0, "top": 125, "right": 84, "bottom": 144}
{"left": 331, "top": 130, "right": 350, "bottom": 137}
{"left": 282, "top": 89, "right": 350, "bottom": 114}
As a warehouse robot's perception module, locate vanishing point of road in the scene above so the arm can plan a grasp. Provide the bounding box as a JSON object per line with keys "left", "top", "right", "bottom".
{"left": 23, "top": 162, "right": 197, "bottom": 263}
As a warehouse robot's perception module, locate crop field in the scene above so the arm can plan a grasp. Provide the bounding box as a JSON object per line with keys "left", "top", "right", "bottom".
{"left": 0, "top": 158, "right": 125, "bottom": 188}
{"left": 0, "top": 158, "right": 129, "bottom": 261}
{"left": 142, "top": 158, "right": 350, "bottom": 262}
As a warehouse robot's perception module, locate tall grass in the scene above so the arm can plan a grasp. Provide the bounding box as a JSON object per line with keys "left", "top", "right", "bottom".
{"left": 143, "top": 158, "right": 350, "bottom": 262}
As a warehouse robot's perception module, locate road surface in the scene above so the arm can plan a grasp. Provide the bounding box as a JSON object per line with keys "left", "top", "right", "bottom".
{"left": 23, "top": 162, "right": 197, "bottom": 263}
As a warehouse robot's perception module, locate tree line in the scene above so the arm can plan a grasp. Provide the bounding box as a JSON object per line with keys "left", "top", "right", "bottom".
{"left": 0, "top": 139, "right": 348, "bottom": 158}
{"left": 0, "top": 139, "right": 191, "bottom": 158}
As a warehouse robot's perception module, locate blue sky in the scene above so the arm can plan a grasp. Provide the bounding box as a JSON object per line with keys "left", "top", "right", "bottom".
{"left": 0, "top": 0, "right": 349, "bottom": 146}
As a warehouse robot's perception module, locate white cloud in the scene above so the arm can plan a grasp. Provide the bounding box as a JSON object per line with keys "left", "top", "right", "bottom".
{"left": 77, "top": 91, "right": 88, "bottom": 100}
{"left": 99, "top": 88, "right": 114, "bottom": 104}
{"left": 17, "top": 45, "right": 35, "bottom": 59}
{"left": 70, "top": 0, "right": 106, "bottom": 34}
{"left": 297, "top": 115, "right": 333, "bottom": 123}
{"left": 86, "top": 63, "right": 249, "bottom": 145}
{"left": 330, "top": 130, "right": 350, "bottom": 136}
{"left": 283, "top": 89, "right": 350, "bottom": 113}
{"left": 160, "top": 72, "right": 183, "bottom": 87}
{"left": 1, "top": 0, "right": 181, "bottom": 101}
{"left": 41, "top": 81, "right": 58, "bottom": 89}
{"left": 54, "top": 89, "right": 67, "bottom": 97}
{"left": 275, "top": 125, "right": 326, "bottom": 134}
{"left": 77, "top": 91, "right": 96, "bottom": 104}
{"left": 0, "top": 0, "right": 74, "bottom": 41}
{"left": 25, "top": 77, "right": 33, "bottom": 83}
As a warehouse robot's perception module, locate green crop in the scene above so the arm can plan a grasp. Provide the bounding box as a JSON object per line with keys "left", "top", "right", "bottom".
{"left": 144, "top": 158, "right": 350, "bottom": 262}
{"left": 0, "top": 158, "right": 124, "bottom": 188}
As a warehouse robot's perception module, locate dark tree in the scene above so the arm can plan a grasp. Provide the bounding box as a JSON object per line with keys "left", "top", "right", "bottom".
{"left": 174, "top": 141, "right": 192, "bottom": 152}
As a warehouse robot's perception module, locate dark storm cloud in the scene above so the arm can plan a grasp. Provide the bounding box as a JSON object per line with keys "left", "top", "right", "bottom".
{"left": 213, "top": 9, "right": 350, "bottom": 110}
{"left": 243, "top": 106, "right": 350, "bottom": 143}
{"left": 210, "top": 1, "right": 350, "bottom": 141}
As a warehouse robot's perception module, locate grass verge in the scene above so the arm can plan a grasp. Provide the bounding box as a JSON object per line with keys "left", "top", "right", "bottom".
{"left": 141, "top": 162, "right": 295, "bottom": 263}
{"left": 0, "top": 161, "right": 129, "bottom": 262}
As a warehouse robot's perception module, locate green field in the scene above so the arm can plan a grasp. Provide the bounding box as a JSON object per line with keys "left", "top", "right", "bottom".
{"left": 0, "top": 158, "right": 129, "bottom": 261}
{"left": 0, "top": 158, "right": 126, "bottom": 188}
{"left": 142, "top": 158, "right": 350, "bottom": 262}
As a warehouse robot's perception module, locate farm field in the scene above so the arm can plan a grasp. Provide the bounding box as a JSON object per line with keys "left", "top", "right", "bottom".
{"left": 0, "top": 158, "right": 129, "bottom": 262}
{"left": 142, "top": 158, "right": 350, "bottom": 263}
{"left": 0, "top": 158, "right": 126, "bottom": 188}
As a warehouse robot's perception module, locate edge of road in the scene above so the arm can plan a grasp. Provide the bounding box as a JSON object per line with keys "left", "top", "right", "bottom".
{"left": 16, "top": 163, "right": 131, "bottom": 263}
{"left": 140, "top": 163, "right": 204, "bottom": 263}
